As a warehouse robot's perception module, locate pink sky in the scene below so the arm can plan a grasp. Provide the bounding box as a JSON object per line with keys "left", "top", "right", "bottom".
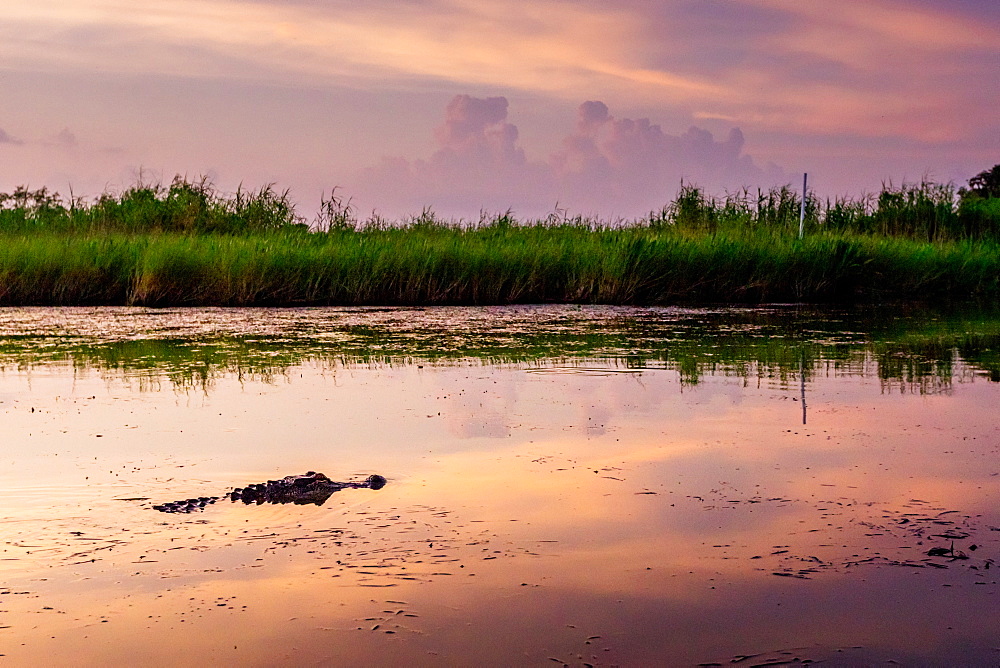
{"left": 1, "top": 0, "right": 998, "bottom": 219}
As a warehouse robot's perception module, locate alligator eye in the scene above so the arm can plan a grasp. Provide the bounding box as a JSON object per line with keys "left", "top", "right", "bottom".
{"left": 367, "top": 474, "right": 387, "bottom": 490}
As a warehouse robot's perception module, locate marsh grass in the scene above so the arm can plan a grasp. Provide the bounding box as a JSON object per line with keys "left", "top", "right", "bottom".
{"left": 0, "top": 177, "right": 300, "bottom": 235}
{"left": 0, "top": 227, "right": 996, "bottom": 305}
{"left": 1, "top": 177, "right": 999, "bottom": 305}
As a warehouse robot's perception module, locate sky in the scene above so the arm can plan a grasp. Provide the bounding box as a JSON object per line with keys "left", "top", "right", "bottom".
{"left": 1, "top": 0, "right": 998, "bottom": 220}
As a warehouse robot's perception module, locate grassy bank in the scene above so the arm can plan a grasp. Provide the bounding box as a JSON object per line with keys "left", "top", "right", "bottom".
{"left": 0, "top": 228, "right": 997, "bottom": 305}
{"left": 0, "top": 176, "right": 998, "bottom": 305}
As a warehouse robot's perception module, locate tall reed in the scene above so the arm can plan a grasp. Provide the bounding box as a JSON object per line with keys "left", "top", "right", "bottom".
{"left": 1, "top": 176, "right": 999, "bottom": 305}
{"left": 0, "top": 227, "right": 996, "bottom": 305}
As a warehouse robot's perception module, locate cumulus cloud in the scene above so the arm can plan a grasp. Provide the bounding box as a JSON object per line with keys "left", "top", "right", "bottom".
{"left": 428, "top": 95, "right": 531, "bottom": 182}
{"left": 352, "top": 95, "right": 783, "bottom": 219}
{"left": 0, "top": 128, "right": 23, "bottom": 145}
{"left": 550, "top": 101, "right": 776, "bottom": 213}
{"left": 354, "top": 94, "right": 554, "bottom": 216}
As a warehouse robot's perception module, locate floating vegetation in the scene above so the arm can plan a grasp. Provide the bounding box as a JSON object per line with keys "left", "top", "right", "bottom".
{"left": 0, "top": 305, "right": 997, "bottom": 391}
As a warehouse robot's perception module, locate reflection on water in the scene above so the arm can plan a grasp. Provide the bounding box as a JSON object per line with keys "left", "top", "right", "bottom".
{"left": 0, "top": 304, "right": 999, "bottom": 390}
{"left": 0, "top": 306, "right": 999, "bottom": 666}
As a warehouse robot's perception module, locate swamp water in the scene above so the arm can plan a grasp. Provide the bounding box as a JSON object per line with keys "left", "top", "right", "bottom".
{"left": 0, "top": 305, "right": 999, "bottom": 667}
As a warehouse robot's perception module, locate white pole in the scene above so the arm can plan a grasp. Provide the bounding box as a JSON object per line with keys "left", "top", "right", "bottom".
{"left": 798, "top": 172, "right": 807, "bottom": 239}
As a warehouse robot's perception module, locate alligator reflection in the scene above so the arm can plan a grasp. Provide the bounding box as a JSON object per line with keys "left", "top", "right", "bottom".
{"left": 152, "top": 472, "right": 387, "bottom": 513}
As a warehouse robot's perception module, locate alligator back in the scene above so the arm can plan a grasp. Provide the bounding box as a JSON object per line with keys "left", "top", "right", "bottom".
{"left": 153, "top": 472, "right": 387, "bottom": 513}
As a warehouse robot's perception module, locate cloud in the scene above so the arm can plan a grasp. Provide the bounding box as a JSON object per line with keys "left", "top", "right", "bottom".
{"left": 2, "top": 0, "right": 685, "bottom": 97}
{"left": 0, "top": 128, "right": 23, "bottom": 145}
{"left": 550, "top": 102, "right": 776, "bottom": 212}
{"left": 4, "top": 0, "right": 996, "bottom": 148}
{"left": 354, "top": 94, "right": 553, "bottom": 217}
{"left": 433, "top": 95, "right": 526, "bottom": 171}
{"left": 706, "top": 0, "right": 1000, "bottom": 140}
{"left": 351, "top": 95, "right": 783, "bottom": 219}
{"left": 55, "top": 127, "right": 78, "bottom": 148}
{"left": 4, "top": 0, "right": 995, "bottom": 205}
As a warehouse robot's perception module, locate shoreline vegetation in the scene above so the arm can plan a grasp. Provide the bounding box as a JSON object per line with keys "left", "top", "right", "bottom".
{"left": 1, "top": 173, "right": 999, "bottom": 306}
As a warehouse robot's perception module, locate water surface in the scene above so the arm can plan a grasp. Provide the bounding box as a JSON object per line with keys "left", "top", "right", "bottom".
{"left": 1, "top": 305, "right": 998, "bottom": 666}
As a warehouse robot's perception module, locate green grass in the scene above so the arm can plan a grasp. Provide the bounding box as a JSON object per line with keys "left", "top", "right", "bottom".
{"left": 0, "top": 177, "right": 300, "bottom": 235}
{"left": 0, "top": 176, "right": 999, "bottom": 306}
{"left": 0, "top": 227, "right": 996, "bottom": 305}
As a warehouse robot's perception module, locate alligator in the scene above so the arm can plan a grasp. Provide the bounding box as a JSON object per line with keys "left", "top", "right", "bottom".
{"left": 152, "top": 472, "right": 387, "bottom": 513}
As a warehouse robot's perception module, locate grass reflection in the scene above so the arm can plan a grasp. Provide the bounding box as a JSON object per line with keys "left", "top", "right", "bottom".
{"left": 0, "top": 306, "right": 997, "bottom": 391}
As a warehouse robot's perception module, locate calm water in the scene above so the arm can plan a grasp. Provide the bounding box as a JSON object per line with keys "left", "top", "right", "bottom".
{"left": 0, "top": 305, "right": 999, "bottom": 666}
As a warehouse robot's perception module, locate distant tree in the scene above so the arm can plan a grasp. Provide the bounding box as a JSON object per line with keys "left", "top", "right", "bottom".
{"left": 957, "top": 164, "right": 1000, "bottom": 239}
{"left": 961, "top": 164, "right": 1000, "bottom": 200}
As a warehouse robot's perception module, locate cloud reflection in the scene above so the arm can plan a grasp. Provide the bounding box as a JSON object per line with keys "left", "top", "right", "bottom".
{"left": 3, "top": 326, "right": 1000, "bottom": 664}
